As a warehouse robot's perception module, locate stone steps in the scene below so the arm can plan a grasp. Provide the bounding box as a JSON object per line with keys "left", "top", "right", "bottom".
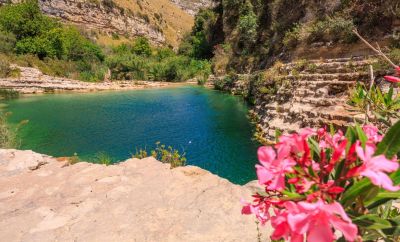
{"left": 219, "top": 56, "right": 376, "bottom": 141}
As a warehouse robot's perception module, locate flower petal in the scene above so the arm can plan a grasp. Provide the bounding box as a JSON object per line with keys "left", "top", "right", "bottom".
{"left": 360, "top": 170, "right": 400, "bottom": 191}
{"left": 258, "top": 146, "right": 276, "bottom": 166}
{"left": 307, "top": 221, "right": 334, "bottom": 242}
{"left": 256, "top": 164, "right": 273, "bottom": 185}
{"left": 369, "top": 155, "right": 399, "bottom": 173}
{"left": 330, "top": 216, "right": 358, "bottom": 242}
{"left": 287, "top": 213, "right": 309, "bottom": 235}
{"left": 384, "top": 75, "right": 400, "bottom": 83}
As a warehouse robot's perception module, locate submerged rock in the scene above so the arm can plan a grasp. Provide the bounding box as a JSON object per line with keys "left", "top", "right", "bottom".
{"left": 0, "top": 149, "right": 271, "bottom": 241}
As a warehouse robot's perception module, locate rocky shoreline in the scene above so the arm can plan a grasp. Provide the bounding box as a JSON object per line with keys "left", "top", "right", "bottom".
{"left": 0, "top": 149, "right": 271, "bottom": 241}
{"left": 0, "top": 66, "right": 186, "bottom": 94}
{"left": 210, "top": 57, "right": 382, "bottom": 142}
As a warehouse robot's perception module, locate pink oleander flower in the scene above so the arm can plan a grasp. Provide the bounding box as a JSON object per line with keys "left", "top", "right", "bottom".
{"left": 270, "top": 208, "right": 303, "bottom": 242}
{"left": 256, "top": 146, "right": 295, "bottom": 191}
{"left": 242, "top": 123, "right": 399, "bottom": 242}
{"left": 241, "top": 198, "right": 271, "bottom": 225}
{"left": 395, "top": 66, "right": 400, "bottom": 75}
{"left": 355, "top": 142, "right": 400, "bottom": 191}
{"left": 384, "top": 75, "right": 400, "bottom": 83}
{"left": 363, "top": 125, "right": 383, "bottom": 143}
{"left": 283, "top": 200, "right": 358, "bottom": 242}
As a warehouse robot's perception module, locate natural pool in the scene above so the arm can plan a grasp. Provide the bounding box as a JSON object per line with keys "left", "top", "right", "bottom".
{"left": 4, "top": 86, "right": 260, "bottom": 184}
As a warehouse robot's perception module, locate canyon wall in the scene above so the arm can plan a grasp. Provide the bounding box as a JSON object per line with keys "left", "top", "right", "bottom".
{"left": 211, "top": 56, "right": 385, "bottom": 142}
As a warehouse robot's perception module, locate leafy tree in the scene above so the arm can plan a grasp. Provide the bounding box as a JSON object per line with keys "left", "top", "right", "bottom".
{"left": 178, "top": 9, "right": 218, "bottom": 59}
{"left": 238, "top": 1, "right": 258, "bottom": 45}
{"left": 0, "top": 31, "right": 16, "bottom": 54}
{"left": 131, "top": 37, "right": 152, "bottom": 56}
{"left": 0, "top": 0, "right": 59, "bottom": 40}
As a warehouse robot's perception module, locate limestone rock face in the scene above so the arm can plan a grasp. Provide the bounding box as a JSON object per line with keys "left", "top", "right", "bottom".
{"left": 0, "top": 149, "right": 271, "bottom": 241}
{"left": 169, "top": 0, "right": 213, "bottom": 16}
{"left": 39, "top": 0, "right": 165, "bottom": 45}
{"left": 211, "top": 56, "right": 400, "bottom": 141}
{"left": 0, "top": 0, "right": 165, "bottom": 44}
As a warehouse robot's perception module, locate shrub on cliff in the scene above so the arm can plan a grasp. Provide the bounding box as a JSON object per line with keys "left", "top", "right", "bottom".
{"left": 0, "top": 0, "right": 59, "bottom": 40}
{"left": 178, "top": 8, "right": 219, "bottom": 60}
{"left": 0, "top": 31, "right": 16, "bottom": 54}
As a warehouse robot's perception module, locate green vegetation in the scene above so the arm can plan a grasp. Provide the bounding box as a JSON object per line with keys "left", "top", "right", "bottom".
{"left": 179, "top": 8, "right": 220, "bottom": 60}
{"left": 0, "top": 112, "right": 14, "bottom": 148}
{"left": 0, "top": 59, "right": 20, "bottom": 78}
{"left": 107, "top": 37, "right": 211, "bottom": 82}
{"left": 0, "top": 0, "right": 209, "bottom": 83}
{"left": 93, "top": 152, "right": 113, "bottom": 166}
{"left": 0, "top": 0, "right": 105, "bottom": 82}
{"left": 349, "top": 83, "right": 400, "bottom": 128}
{"left": 0, "top": 89, "right": 20, "bottom": 100}
{"left": 185, "top": 0, "right": 400, "bottom": 73}
{"left": 134, "top": 142, "right": 186, "bottom": 168}
{"left": 237, "top": 1, "right": 258, "bottom": 47}
{"left": 0, "top": 112, "right": 28, "bottom": 149}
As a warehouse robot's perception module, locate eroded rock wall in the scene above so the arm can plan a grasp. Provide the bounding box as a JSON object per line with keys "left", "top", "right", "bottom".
{"left": 212, "top": 57, "right": 381, "bottom": 141}
{"left": 39, "top": 0, "right": 165, "bottom": 45}
{"left": 169, "top": 0, "right": 213, "bottom": 16}
{"left": 0, "top": 0, "right": 165, "bottom": 45}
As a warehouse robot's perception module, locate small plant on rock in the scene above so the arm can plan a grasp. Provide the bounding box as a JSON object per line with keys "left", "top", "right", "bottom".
{"left": 151, "top": 142, "right": 186, "bottom": 168}
{"left": 93, "top": 152, "right": 113, "bottom": 166}
{"left": 134, "top": 142, "right": 186, "bottom": 168}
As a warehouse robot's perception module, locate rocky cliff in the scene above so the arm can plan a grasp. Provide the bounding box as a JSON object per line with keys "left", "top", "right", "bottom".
{"left": 211, "top": 56, "right": 395, "bottom": 141}
{"left": 199, "top": 0, "right": 400, "bottom": 73}
{"left": 40, "top": 0, "right": 165, "bottom": 45}
{"left": 0, "top": 0, "right": 202, "bottom": 46}
{"left": 169, "top": 0, "right": 213, "bottom": 16}
{"left": 0, "top": 149, "right": 270, "bottom": 241}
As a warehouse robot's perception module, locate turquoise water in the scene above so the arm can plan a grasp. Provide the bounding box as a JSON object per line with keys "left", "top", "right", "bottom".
{"left": 4, "top": 86, "right": 259, "bottom": 184}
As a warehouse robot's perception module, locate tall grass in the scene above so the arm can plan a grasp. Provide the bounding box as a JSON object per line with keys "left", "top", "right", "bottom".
{"left": 0, "top": 112, "right": 28, "bottom": 148}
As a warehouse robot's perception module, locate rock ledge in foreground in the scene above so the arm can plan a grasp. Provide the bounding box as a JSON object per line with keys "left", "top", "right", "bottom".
{"left": 0, "top": 149, "right": 271, "bottom": 242}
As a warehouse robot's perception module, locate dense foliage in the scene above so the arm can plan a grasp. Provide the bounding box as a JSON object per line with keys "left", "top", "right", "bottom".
{"left": 0, "top": 0, "right": 105, "bottom": 81}
{"left": 179, "top": 8, "right": 221, "bottom": 60}
{"left": 183, "top": 0, "right": 400, "bottom": 73}
{"left": 0, "top": 0, "right": 209, "bottom": 83}
{"left": 107, "top": 37, "right": 211, "bottom": 82}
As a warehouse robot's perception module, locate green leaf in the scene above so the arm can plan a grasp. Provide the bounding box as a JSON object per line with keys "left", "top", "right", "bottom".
{"left": 334, "top": 159, "right": 346, "bottom": 181}
{"left": 363, "top": 186, "right": 380, "bottom": 202}
{"left": 341, "top": 178, "right": 372, "bottom": 206}
{"left": 275, "top": 129, "right": 282, "bottom": 143}
{"left": 376, "top": 120, "right": 400, "bottom": 158}
{"left": 329, "top": 123, "right": 335, "bottom": 135}
{"left": 356, "top": 124, "right": 368, "bottom": 149}
{"left": 345, "top": 126, "right": 357, "bottom": 152}
{"left": 308, "top": 138, "right": 320, "bottom": 158}
{"left": 366, "top": 190, "right": 400, "bottom": 209}
{"left": 391, "top": 170, "right": 400, "bottom": 184}
{"left": 281, "top": 190, "right": 304, "bottom": 200}
{"left": 352, "top": 214, "right": 393, "bottom": 230}
{"left": 386, "top": 87, "right": 394, "bottom": 106}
